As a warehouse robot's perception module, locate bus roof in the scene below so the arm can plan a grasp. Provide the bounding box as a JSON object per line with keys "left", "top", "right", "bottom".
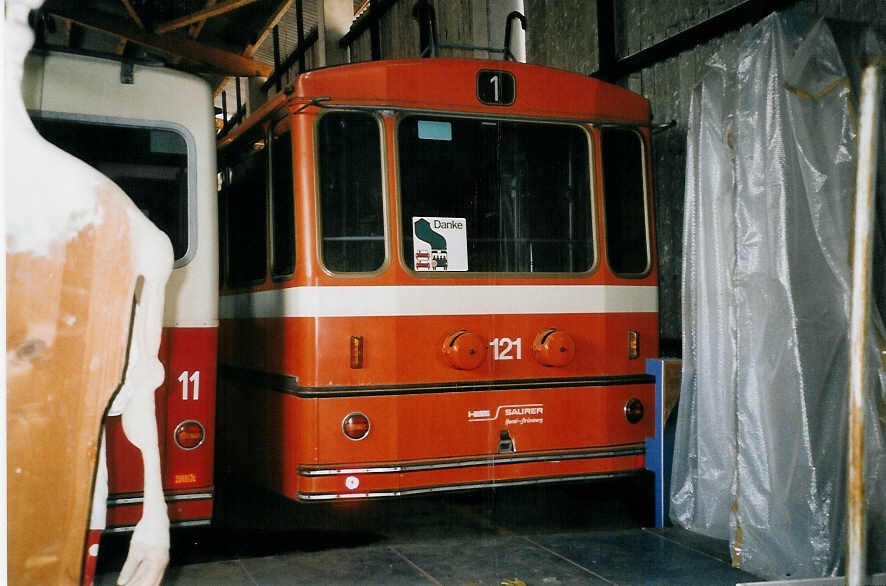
{"left": 218, "top": 58, "right": 653, "bottom": 151}
{"left": 293, "top": 58, "right": 651, "bottom": 124}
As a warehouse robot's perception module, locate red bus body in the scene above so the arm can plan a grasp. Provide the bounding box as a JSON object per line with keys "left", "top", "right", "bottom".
{"left": 104, "top": 326, "right": 217, "bottom": 527}
{"left": 218, "top": 59, "right": 657, "bottom": 502}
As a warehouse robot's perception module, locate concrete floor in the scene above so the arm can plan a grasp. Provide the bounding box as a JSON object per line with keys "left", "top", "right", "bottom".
{"left": 95, "top": 476, "right": 761, "bottom": 585}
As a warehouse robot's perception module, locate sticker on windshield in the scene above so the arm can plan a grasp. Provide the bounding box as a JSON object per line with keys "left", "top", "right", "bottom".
{"left": 412, "top": 217, "right": 468, "bottom": 271}
{"left": 417, "top": 120, "right": 452, "bottom": 141}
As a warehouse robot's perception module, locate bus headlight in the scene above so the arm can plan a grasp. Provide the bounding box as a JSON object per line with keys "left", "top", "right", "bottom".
{"left": 532, "top": 328, "right": 575, "bottom": 367}
{"left": 442, "top": 330, "right": 487, "bottom": 370}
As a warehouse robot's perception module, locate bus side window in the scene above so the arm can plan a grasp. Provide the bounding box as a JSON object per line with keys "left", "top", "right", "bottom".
{"left": 270, "top": 127, "right": 295, "bottom": 279}
{"left": 317, "top": 112, "right": 385, "bottom": 273}
{"left": 225, "top": 141, "right": 268, "bottom": 286}
{"left": 600, "top": 128, "right": 650, "bottom": 276}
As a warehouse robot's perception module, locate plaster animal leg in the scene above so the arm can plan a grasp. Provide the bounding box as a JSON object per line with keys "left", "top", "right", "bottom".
{"left": 84, "top": 430, "right": 110, "bottom": 584}
{"left": 115, "top": 219, "right": 173, "bottom": 586}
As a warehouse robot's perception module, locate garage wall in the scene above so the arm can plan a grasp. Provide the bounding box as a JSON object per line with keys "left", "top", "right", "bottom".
{"left": 348, "top": 0, "right": 491, "bottom": 61}
{"left": 525, "top": 0, "right": 885, "bottom": 355}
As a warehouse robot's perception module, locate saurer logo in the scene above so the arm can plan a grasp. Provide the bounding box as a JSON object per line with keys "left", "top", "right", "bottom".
{"left": 504, "top": 407, "right": 543, "bottom": 416}
{"left": 467, "top": 404, "right": 544, "bottom": 425}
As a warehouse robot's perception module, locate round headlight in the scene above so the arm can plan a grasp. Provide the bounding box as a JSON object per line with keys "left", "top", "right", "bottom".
{"left": 532, "top": 328, "right": 576, "bottom": 367}
{"left": 442, "top": 330, "right": 487, "bottom": 370}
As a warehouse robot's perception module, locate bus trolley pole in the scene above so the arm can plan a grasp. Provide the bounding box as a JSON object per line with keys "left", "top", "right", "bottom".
{"left": 847, "top": 60, "right": 881, "bottom": 586}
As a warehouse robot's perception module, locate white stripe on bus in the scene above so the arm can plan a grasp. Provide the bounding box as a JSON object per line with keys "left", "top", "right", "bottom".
{"left": 219, "top": 285, "right": 658, "bottom": 319}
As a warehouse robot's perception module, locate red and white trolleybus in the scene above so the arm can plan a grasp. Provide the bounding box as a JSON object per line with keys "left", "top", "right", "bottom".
{"left": 23, "top": 50, "right": 219, "bottom": 527}
{"left": 217, "top": 58, "right": 657, "bottom": 501}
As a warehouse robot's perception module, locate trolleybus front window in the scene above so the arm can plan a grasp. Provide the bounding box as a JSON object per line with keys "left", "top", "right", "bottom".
{"left": 398, "top": 116, "right": 594, "bottom": 274}
{"left": 317, "top": 112, "right": 385, "bottom": 273}
{"left": 600, "top": 127, "right": 650, "bottom": 276}
{"left": 33, "top": 118, "right": 190, "bottom": 263}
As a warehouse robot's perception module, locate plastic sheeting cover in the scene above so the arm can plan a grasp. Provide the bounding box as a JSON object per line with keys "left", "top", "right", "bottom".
{"left": 672, "top": 11, "right": 886, "bottom": 579}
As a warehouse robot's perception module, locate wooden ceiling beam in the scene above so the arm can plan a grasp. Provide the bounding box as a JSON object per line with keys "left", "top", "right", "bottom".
{"left": 213, "top": 0, "right": 294, "bottom": 96}
{"left": 116, "top": 0, "right": 144, "bottom": 55}
{"left": 48, "top": 5, "right": 273, "bottom": 77}
{"left": 119, "top": 0, "right": 145, "bottom": 30}
{"left": 186, "top": 0, "right": 219, "bottom": 40}
{"left": 244, "top": 0, "right": 295, "bottom": 58}
{"left": 63, "top": 18, "right": 73, "bottom": 47}
{"left": 154, "top": 0, "right": 261, "bottom": 34}
{"left": 172, "top": 0, "right": 219, "bottom": 65}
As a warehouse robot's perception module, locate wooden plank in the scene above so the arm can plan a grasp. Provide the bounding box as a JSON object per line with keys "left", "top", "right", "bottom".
{"left": 213, "top": 0, "right": 294, "bottom": 95}
{"left": 243, "top": 0, "right": 295, "bottom": 58}
{"left": 63, "top": 18, "right": 72, "bottom": 46}
{"left": 117, "top": 0, "right": 144, "bottom": 54}
{"left": 172, "top": 0, "right": 219, "bottom": 65}
{"left": 48, "top": 5, "right": 273, "bottom": 77}
{"left": 119, "top": 0, "right": 145, "bottom": 30}
{"left": 154, "top": 0, "right": 261, "bottom": 34}
{"left": 186, "top": 0, "right": 218, "bottom": 39}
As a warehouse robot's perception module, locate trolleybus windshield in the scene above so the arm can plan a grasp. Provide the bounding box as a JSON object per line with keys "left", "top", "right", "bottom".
{"left": 398, "top": 116, "right": 594, "bottom": 274}
{"left": 600, "top": 127, "right": 650, "bottom": 275}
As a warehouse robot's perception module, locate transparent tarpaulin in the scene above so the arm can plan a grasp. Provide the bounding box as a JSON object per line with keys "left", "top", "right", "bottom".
{"left": 672, "top": 12, "right": 886, "bottom": 579}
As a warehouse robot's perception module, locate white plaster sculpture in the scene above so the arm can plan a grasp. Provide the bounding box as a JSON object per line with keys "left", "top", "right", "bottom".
{"left": 5, "top": 1, "right": 173, "bottom": 583}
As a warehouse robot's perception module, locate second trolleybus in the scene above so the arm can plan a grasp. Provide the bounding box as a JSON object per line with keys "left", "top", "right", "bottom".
{"left": 23, "top": 50, "right": 219, "bottom": 527}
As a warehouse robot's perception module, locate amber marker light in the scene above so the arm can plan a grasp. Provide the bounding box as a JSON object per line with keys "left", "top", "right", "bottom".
{"left": 350, "top": 335, "right": 364, "bottom": 369}
{"left": 174, "top": 420, "right": 205, "bottom": 450}
{"left": 342, "top": 412, "right": 370, "bottom": 440}
{"left": 624, "top": 398, "right": 644, "bottom": 424}
{"left": 628, "top": 329, "right": 640, "bottom": 359}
